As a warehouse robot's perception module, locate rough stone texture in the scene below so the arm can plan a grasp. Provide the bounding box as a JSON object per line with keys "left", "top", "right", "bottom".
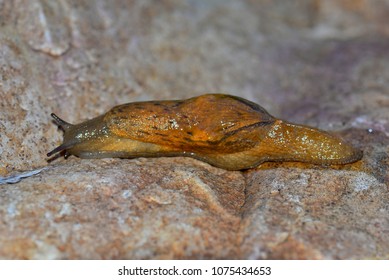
{"left": 0, "top": 158, "right": 244, "bottom": 259}
{"left": 0, "top": 0, "right": 388, "bottom": 259}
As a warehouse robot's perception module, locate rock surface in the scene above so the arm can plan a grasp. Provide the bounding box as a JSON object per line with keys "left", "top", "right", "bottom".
{"left": 0, "top": 0, "right": 388, "bottom": 259}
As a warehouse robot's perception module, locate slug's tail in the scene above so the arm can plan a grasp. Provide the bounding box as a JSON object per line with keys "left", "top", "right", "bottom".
{"left": 260, "top": 120, "right": 363, "bottom": 165}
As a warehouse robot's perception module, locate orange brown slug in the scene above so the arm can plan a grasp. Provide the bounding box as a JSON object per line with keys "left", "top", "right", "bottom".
{"left": 47, "top": 94, "right": 362, "bottom": 170}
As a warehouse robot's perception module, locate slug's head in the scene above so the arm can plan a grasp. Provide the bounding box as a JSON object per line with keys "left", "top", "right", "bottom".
{"left": 47, "top": 113, "right": 109, "bottom": 159}
{"left": 47, "top": 113, "right": 76, "bottom": 158}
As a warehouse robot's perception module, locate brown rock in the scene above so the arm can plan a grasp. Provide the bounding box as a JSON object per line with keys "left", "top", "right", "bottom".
{"left": 240, "top": 163, "right": 389, "bottom": 259}
{"left": 0, "top": 158, "right": 244, "bottom": 259}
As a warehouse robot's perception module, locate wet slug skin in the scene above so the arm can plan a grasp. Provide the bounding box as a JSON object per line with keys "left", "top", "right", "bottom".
{"left": 47, "top": 94, "right": 362, "bottom": 170}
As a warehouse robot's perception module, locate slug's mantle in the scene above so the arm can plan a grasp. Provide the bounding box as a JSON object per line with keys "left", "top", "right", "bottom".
{"left": 48, "top": 94, "right": 362, "bottom": 170}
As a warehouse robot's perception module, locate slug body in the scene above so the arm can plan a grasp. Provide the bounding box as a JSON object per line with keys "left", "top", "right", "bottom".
{"left": 48, "top": 94, "right": 362, "bottom": 170}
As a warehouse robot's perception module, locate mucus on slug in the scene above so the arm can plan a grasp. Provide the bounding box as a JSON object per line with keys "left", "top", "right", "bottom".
{"left": 47, "top": 94, "right": 362, "bottom": 170}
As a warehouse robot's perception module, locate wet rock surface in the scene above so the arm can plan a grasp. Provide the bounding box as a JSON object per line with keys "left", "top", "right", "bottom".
{"left": 0, "top": 0, "right": 388, "bottom": 259}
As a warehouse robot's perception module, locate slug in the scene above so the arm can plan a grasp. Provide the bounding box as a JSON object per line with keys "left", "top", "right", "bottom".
{"left": 47, "top": 94, "right": 362, "bottom": 170}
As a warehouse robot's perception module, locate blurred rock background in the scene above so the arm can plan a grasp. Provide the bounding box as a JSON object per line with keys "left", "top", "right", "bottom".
{"left": 0, "top": 0, "right": 388, "bottom": 259}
